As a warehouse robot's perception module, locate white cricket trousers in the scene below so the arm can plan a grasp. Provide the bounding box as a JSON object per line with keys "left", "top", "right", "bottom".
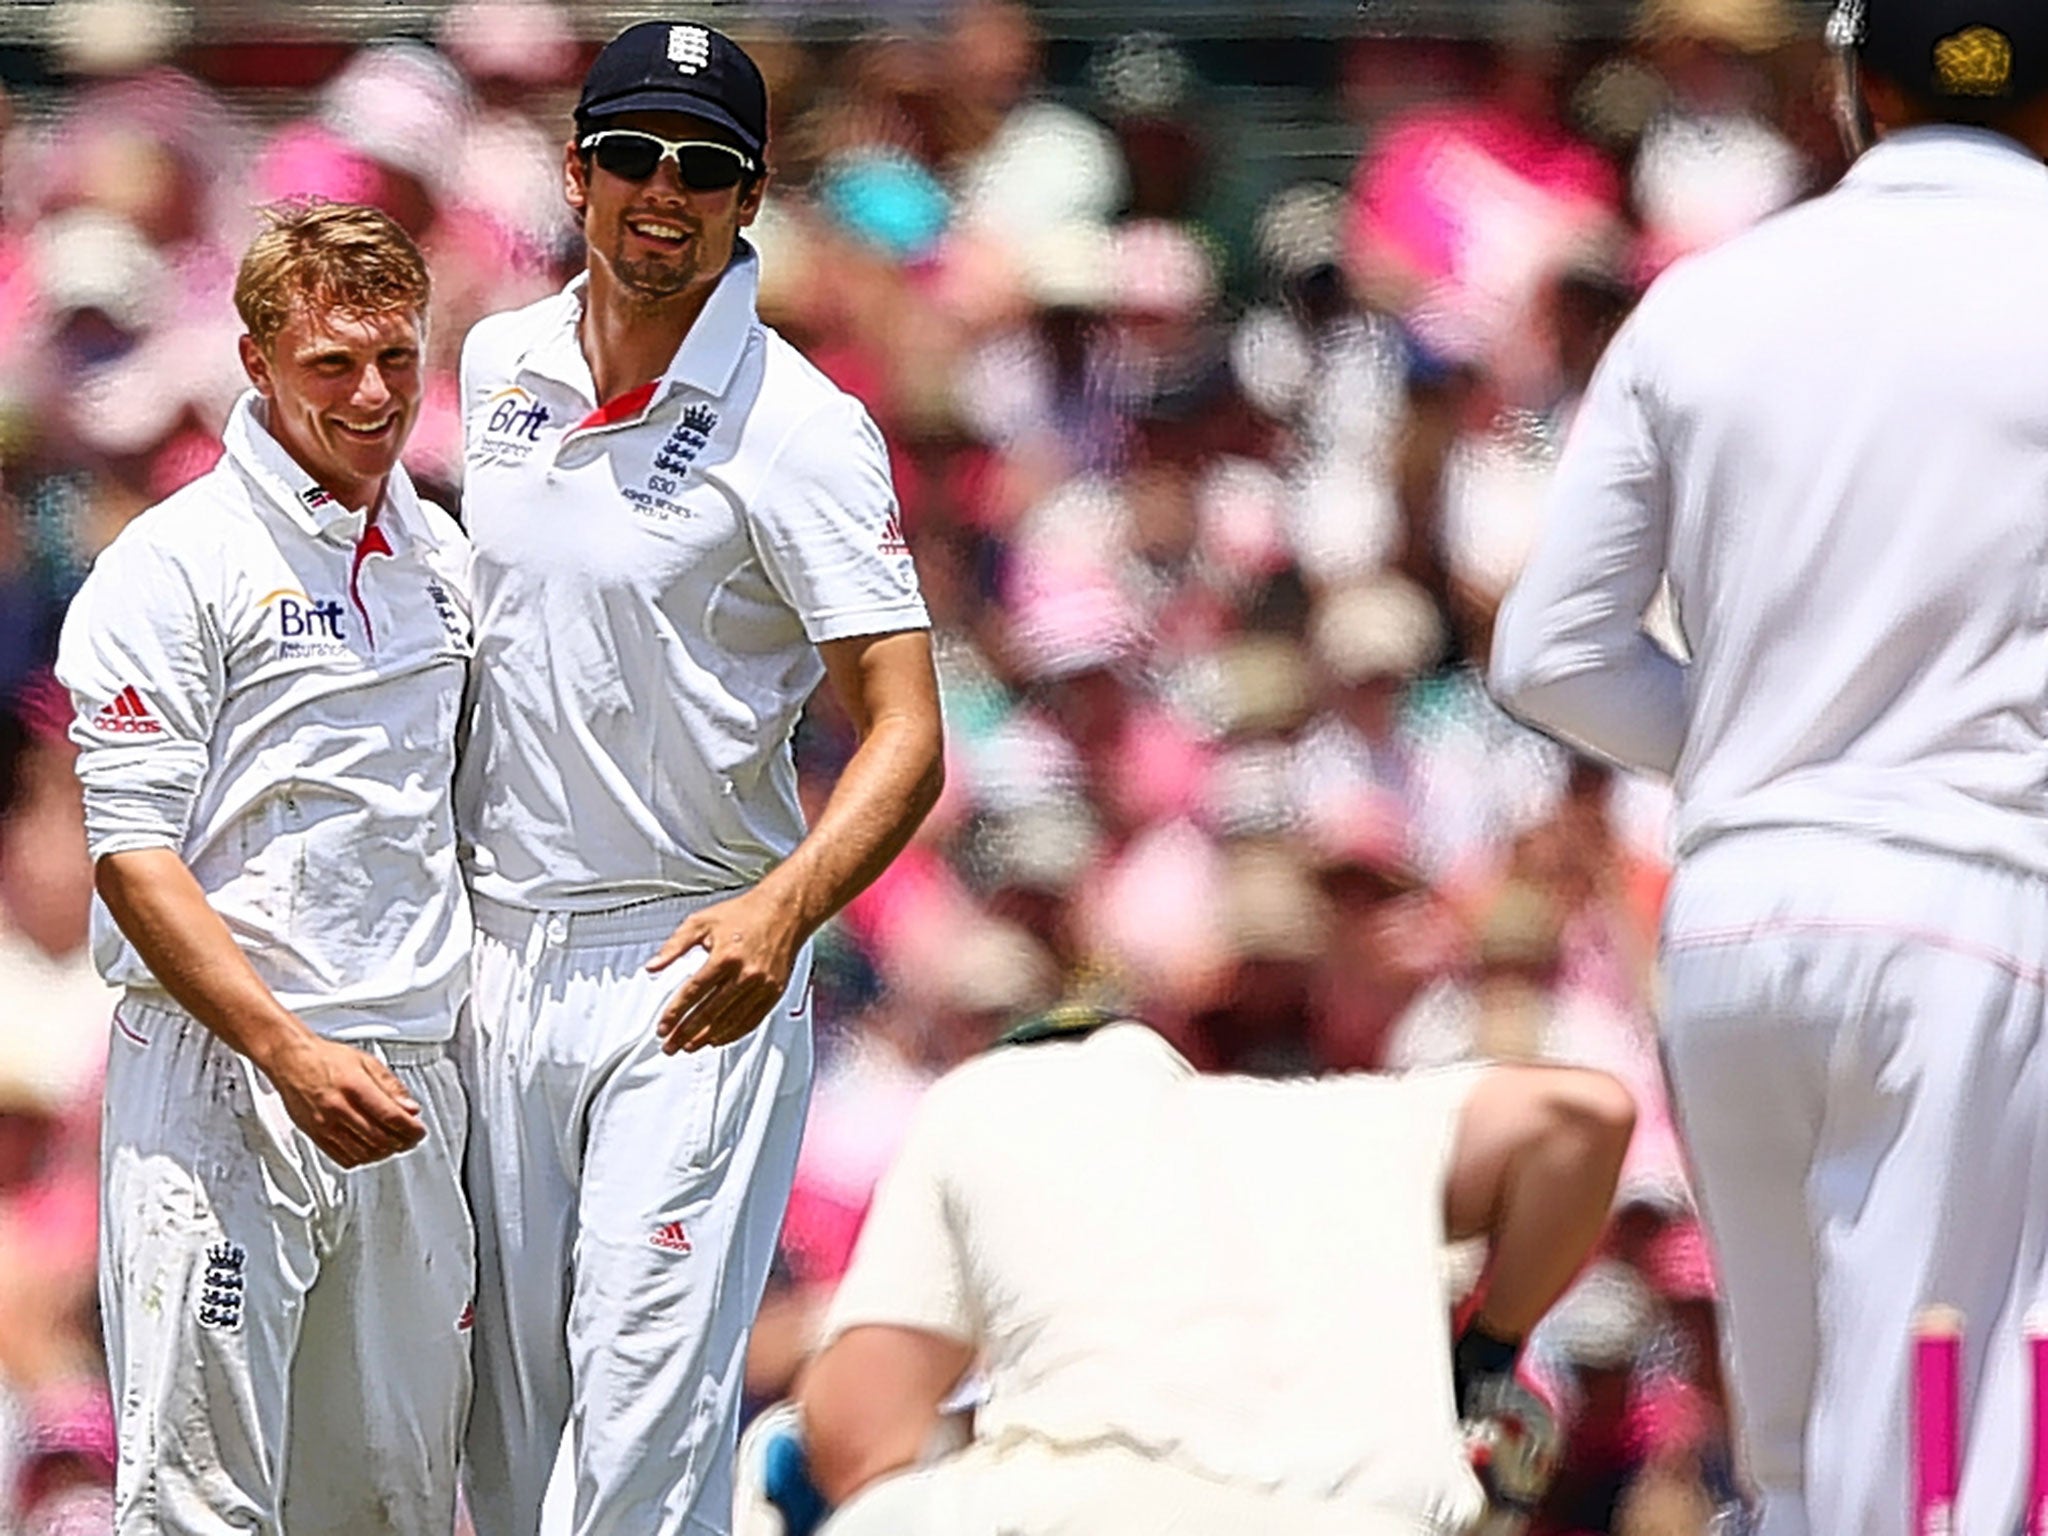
{"left": 100, "top": 997, "right": 472, "bottom": 1535}
{"left": 461, "top": 893, "right": 813, "bottom": 1536}
{"left": 1661, "top": 828, "right": 2048, "bottom": 1536}
{"left": 821, "top": 1439, "right": 1430, "bottom": 1536}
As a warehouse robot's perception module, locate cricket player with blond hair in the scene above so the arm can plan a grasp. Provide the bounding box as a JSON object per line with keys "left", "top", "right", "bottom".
{"left": 57, "top": 200, "right": 476, "bottom": 1532}
{"left": 1494, "top": 2, "right": 2048, "bottom": 1531}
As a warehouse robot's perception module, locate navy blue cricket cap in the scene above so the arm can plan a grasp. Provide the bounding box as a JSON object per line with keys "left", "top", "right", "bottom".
{"left": 1848, "top": 0, "right": 2048, "bottom": 104}
{"left": 575, "top": 20, "right": 768, "bottom": 162}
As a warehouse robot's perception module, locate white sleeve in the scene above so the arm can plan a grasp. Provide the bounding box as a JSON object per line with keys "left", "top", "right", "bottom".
{"left": 748, "top": 395, "right": 930, "bottom": 645}
{"left": 820, "top": 1084, "right": 979, "bottom": 1349}
{"left": 55, "top": 528, "right": 226, "bottom": 859}
{"left": 1489, "top": 317, "right": 1688, "bottom": 777}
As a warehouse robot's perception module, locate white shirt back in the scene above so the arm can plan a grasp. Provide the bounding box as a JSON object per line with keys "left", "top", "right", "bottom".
{"left": 56, "top": 395, "right": 475, "bottom": 1042}
{"left": 1493, "top": 128, "right": 2048, "bottom": 874}
{"left": 824, "top": 1026, "right": 1484, "bottom": 1529}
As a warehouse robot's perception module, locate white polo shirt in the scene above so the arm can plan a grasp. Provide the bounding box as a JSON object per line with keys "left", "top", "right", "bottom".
{"left": 823, "top": 1025, "right": 1485, "bottom": 1529}
{"left": 56, "top": 393, "right": 475, "bottom": 1043}
{"left": 1493, "top": 127, "right": 2048, "bottom": 877}
{"left": 455, "top": 244, "right": 928, "bottom": 911}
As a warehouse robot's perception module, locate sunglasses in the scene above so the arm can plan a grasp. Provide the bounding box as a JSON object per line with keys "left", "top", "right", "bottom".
{"left": 579, "top": 130, "right": 757, "bottom": 191}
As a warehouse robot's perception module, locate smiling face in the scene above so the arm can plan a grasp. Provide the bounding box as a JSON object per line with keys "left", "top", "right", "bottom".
{"left": 238, "top": 301, "right": 424, "bottom": 512}
{"left": 566, "top": 110, "right": 764, "bottom": 308}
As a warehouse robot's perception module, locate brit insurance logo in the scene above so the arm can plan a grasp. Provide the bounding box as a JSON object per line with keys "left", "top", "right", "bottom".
{"left": 474, "top": 386, "right": 553, "bottom": 464}
{"left": 261, "top": 587, "right": 351, "bottom": 659}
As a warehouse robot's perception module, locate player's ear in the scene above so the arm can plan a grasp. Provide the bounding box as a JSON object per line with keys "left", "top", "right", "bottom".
{"left": 736, "top": 167, "right": 769, "bottom": 227}
{"left": 564, "top": 138, "right": 590, "bottom": 219}
{"left": 238, "top": 334, "right": 274, "bottom": 398}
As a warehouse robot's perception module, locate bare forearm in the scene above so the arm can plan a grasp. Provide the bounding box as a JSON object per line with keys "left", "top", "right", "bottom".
{"left": 799, "top": 1325, "right": 971, "bottom": 1506}
{"left": 95, "top": 848, "right": 313, "bottom": 1072}
{"left": 759, "top": 709, "right": 943, "bottom": 943}
{"left": 1446, "top": 1066, "right": 1636, "bottom": 1338}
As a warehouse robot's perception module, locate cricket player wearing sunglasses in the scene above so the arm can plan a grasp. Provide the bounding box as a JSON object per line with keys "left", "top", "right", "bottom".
{"left": 453, "top": 18, "right": 942, "bottom": 1536}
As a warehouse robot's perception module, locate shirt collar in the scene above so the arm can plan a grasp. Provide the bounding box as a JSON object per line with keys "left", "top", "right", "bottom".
{"left": 1841, "top": 125, "right": 2048, "bottom": 198}
{"left": 519, "top": 239, "right": 761, "bottom": 408}
{"left": 222, "top": 391, "right": 422, "bottom": 549}
{"left": 664, "top": 239, "right": 760, "bottom": 399}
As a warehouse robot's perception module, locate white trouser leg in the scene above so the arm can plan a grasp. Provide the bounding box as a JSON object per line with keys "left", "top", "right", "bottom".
{"left": 1663, "top": 832, "right": 2048, "bottom": 1536}
{"left": 102, "top": 1000, "right": 470, "bottom": 1536}
{"left": 463, "top": 933, "right": 578, "bottom": 1536}
{"left": 564, "top": 954, "right": 812, "bottom": 1535}
{"left": 1660, "top": 938, "right": 1829, "bottom": 1536}
{"left": 283, "top": 1042, "right": 473, "bottom": 1536}
{"left": 463, "top": 897, "right": 814, "bottom": 1536}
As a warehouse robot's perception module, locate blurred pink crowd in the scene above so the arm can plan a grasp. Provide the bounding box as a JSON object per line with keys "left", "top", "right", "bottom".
{"left": 0, "top": 0, "right": 1843, "bottom": 1530}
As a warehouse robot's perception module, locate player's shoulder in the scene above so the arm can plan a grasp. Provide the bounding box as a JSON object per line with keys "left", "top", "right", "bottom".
{"left": 68, "top": 468, "right": 260, "bottom": 629}
{"left": 408, "top": 491, "right": 470, "bottom": 554}
{"left": 100, "top": 462, "right": 257, "bottom": 574}
{"left": 1630, "top": 192, "right": 1842, "bottom": 332}
{"left": 926, "top": 1023, "right": 1187, "bottom": 1112}
{"left": 461, "top": 289, "right": 574, "bottom": 382}
{"left": 753, "top": 324, "right": 874, "bottom": 438}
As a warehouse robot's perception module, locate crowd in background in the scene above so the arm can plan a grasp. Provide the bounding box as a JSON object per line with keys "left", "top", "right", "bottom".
{"left": 0, "top": 0, "right": 1845, "bottom": 1530}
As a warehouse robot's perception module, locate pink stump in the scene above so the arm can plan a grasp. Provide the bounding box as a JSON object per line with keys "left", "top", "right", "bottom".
{"left": 2028, "top": 1310, "right": 2048, "bottom": 1536}
{"left": 1914, "top": 1306, "right": 1963, "bottom": 1536}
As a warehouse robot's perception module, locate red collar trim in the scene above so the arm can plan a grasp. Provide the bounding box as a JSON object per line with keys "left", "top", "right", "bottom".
{"left": 574, "top": 380, "right": 660, "bottom": 433}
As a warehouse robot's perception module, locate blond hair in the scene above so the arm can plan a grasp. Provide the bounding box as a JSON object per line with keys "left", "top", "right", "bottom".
{"left": 234, "top": 199, "right": 430, "bottom": 352}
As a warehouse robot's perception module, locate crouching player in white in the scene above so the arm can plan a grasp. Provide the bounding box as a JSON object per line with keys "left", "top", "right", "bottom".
{"left": 55, "top": 201, "right": 476, "bottom": 1534}
{"left": 740, "top": 1010, "right": 1636, "bottom": 1536}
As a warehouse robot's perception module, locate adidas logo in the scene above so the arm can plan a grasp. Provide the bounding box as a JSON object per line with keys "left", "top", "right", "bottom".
{"left": 649, "top": 1220, "right": 692, "bottom": 1254}
{"left": 92, "top": 686, "right": 163, "bottom": 735}
{"left": 878, "top": 509, "right": 910, "bottom": 556}
{"left": 680, "top": 403, "right": 718, "bottom": 437}
{"left": 456, "top": 1301, "right": 475, "bottom": 1332}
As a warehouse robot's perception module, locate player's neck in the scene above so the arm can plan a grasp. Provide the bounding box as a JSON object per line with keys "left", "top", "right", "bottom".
{"left": 579, "top": 269, "right": 717, "bottom": 407}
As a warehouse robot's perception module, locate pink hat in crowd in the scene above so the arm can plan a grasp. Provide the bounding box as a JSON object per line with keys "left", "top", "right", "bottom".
{"left": 1640, "top": 1215, "right": 1719, "bottom": 1303}
{"left": 252, "top": 123, "right": 383, "bottom": 207}
{"left": 437, "top": 0, "right": 578, "bottom": 86}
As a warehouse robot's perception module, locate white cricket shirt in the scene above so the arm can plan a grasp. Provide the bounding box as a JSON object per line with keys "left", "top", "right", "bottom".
{"left": 1493, "top": 128, "right": 2048, "bottom": 876}
{"left": 823, "top": 1025, "right": 1485, "bottom": 1529}
{"left": 56, "top": 393, "right": 475, "bottom": 1042}
{"left": 455, "top": 244, "right": 929, "bottom": 910}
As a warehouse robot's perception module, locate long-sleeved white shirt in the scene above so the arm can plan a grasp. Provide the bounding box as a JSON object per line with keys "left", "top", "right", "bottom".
{"left": 1493, "top": 127, "right": 2048, "bottom": 876}
{"left": 55, "top": 393, "right": 475, "bottom": 1041}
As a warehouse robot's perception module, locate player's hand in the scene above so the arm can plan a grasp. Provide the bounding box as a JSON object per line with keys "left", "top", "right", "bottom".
{"left": 261, "top": 1033, "right": 426, "bottom": 1168}
{"left": 647, "top": 889, "right": 802, "bottom": 1055}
